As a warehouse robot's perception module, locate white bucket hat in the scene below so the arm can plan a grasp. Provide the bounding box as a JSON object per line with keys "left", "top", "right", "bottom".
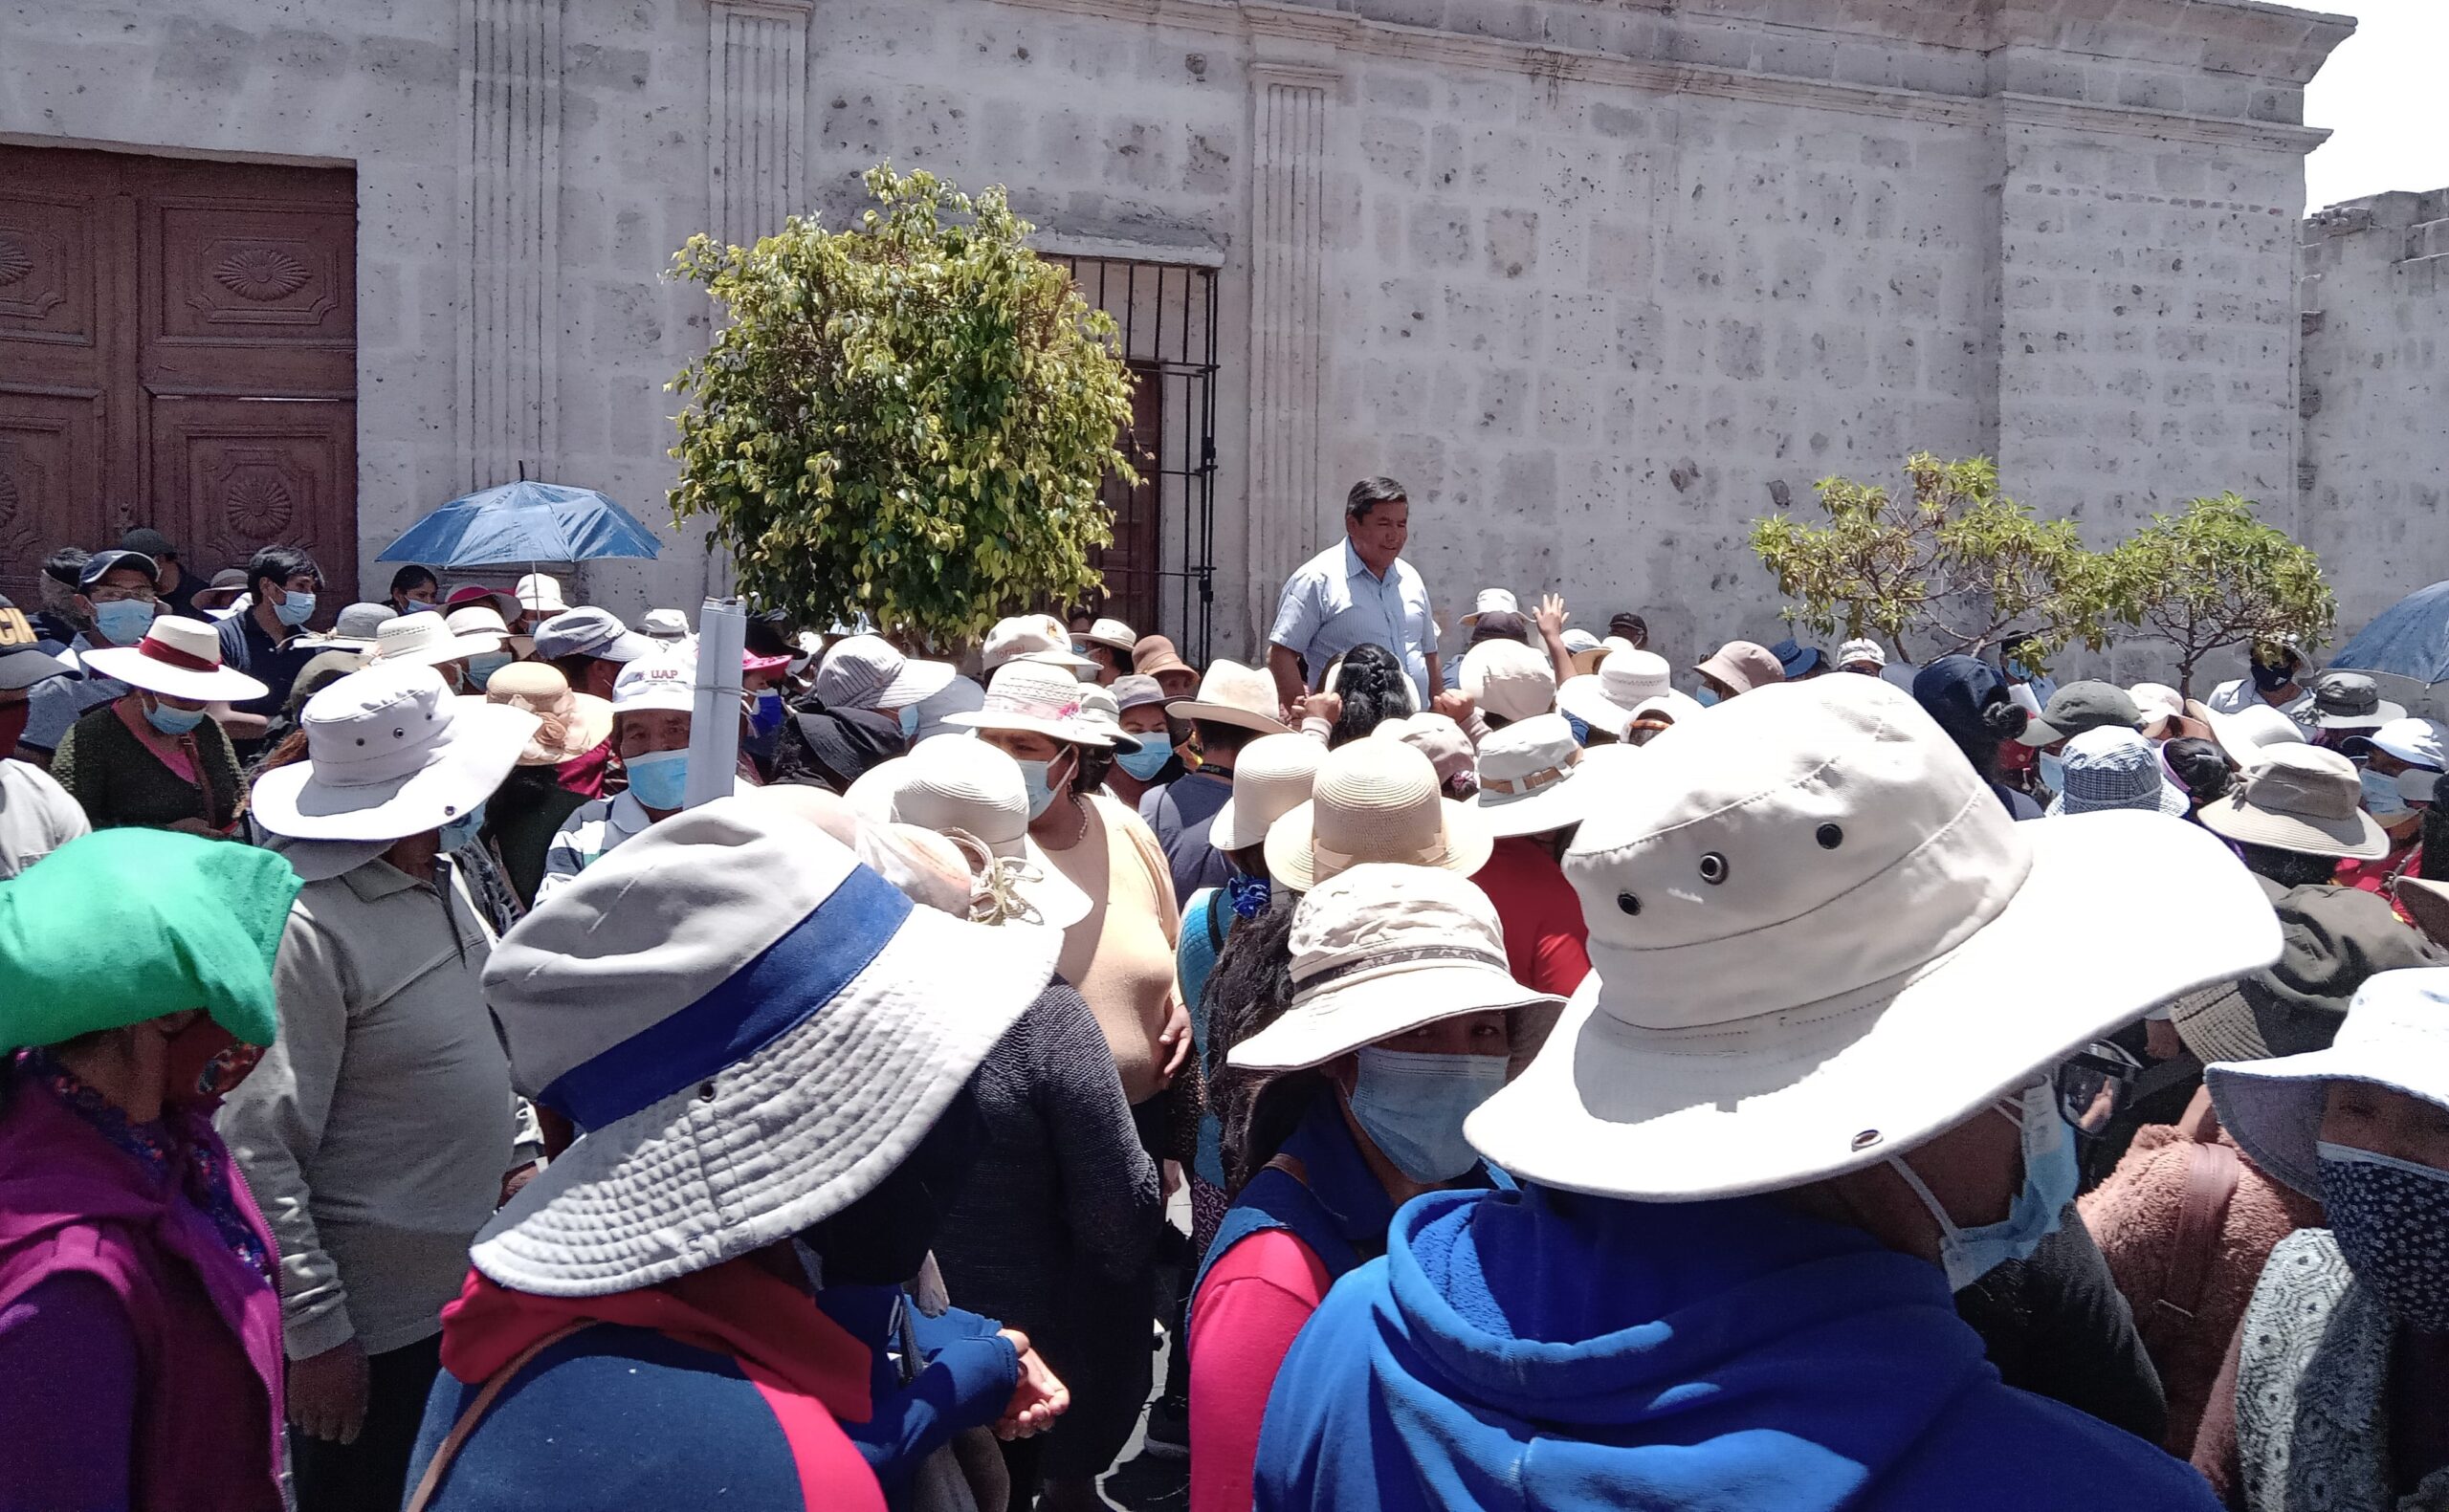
{"left": 79, "top": 616, "right": 268, "bottom": 704}
{"left": 1472, "top": 713, "right": 1600, "bottom": 838}
{"left": 470, "top": 793, "right": 1061, "bottom": 1295}
{"left": 637, "top": 608, "right": 692, "bottom": 643}
{"left": 515, "top": 572, "right": 568, "bottom": 616}
{"left": 1462, "top": 639, "right": 1556, "bottom": 724}
{"left": 2195, "top": 743, "right": 2389, "bottom": 860}
{"left": 871, "top": 735, "right": 1092, "bottom": 930}
{"left": 982, "top": 614, "right": 1094, "bottom": 672}
{"left": 2198, "top": 698, "right": 2307, "bottom": 770}
{"left": 1458, "top": 588, "right": 1521, "bottom": 630}
{"left": 1555, "top": 647, "right": 1672, "bottom": 735}
{"left": 943, "top": 660, "right": 1122, "bottom": 746}
{"left": 1466, "top": 676, "right": 2282, "bottom": 1201}
{"left": 1626, "top": 690, "right": 1708, "bottom": 734}
{"left": 2045, "top": 726, "right": 2190, "bottom": 817}
{"left": 249, "top": 663, "right": 541, "bottom": 843}
{"left": 1172, "top": 659, "right": 1291, "bottom": 736}
{"left": 815, "top": 633, "right": 957, "bottom": 712}
{"left": 2208, "top": 967, "right": 2449, "bottom": 1196}
{"left": 370, "top": 609, "right": 500, "bottom": 669}
{"left": 2342, "top": 715, "right": 2449, "bottom": 771}
{"left": 1078, "top": 617, "right": 1137, "bottom": 653}
{"left": 1210, "top": 734, "right": 1328, "bottom": 852}
{"left": 1837, "top": 639, "right": 1888, "bottom": 673}
{"left": 534, "top": 606, "right": 656, "bottom": 666}
{"left": 1227, "top": 864, "right": 1563, "bottom": 1071}
{"left": 1074, "top": 684, "right": 1147, "bottom": 755}
{"left": 1264, "top": 737, "right": 1494, "bottom": 891}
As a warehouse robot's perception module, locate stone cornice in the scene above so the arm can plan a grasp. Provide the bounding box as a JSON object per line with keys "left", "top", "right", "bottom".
{"left": 989, "top": 0, "right": 2328, "bottom": 148}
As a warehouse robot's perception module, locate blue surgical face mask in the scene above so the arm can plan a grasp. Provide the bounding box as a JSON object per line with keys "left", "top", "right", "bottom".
{"left": 273, "top": 588, "right": 317, "bottom": 628}
{"left": 750, "top": 691, "right": 785, "bottom": 737}
{"left": 1889, "top": 1079, "right": 2077, "bottom": 1289}
{"left": 2039, "top": 750, "right": 2068, "bottom": 795}
{"left": 438, "top": 800, "right": 489, "bottom": 852}
{"left": 1016, "top": 756, "right": 1063, "bottom": 821}
{"left": 624, "top": 748, "right": 690, "bottom": 812}
{"left": 1115, "top": 740, "right": 1173, "bottom": 781}
{"left": 1345, "top": 1046, "right": 1508, "bottom": 1183}
{"left": 2318, "top": 1140, "right": 2449, "bottom": 1331}
{"left": 2360, "top": 766, "right": 2410, "bottom": 817}
{"left": 92, "top": 598, "right": 157, "bottom": 646}
{"left": 143, "top": 698, "right": 205, "bottom": 736}
{"left": 1693, "top": 686, "right": 1720, "bottom": 708}
{"left": 466, "top": 650, "right": 513, "bottom": 691}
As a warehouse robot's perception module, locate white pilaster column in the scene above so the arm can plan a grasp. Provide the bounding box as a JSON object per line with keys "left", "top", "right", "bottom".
{"left": 1245, "top": 60, "right": 1339, "bottom": 636}
{"left": 458, "top": 0, "right": 563, "bottom": 491}
{"left": 707, "top": 0, "right": 812, "bottom": 251}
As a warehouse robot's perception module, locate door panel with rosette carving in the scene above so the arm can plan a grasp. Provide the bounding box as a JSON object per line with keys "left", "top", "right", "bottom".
{"left": 0, "top": 144, "right": 357, "bottom": 612}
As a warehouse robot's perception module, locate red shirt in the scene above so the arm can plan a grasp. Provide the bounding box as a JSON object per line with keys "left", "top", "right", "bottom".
{"left": 1470, "top": 835, "right": 1594, "bottom": 997}
{"left": 1188, "top": 1228, "right": 1333, "bottom": 1512}
{"left": 2335, "top": 832, "right": 2423, "bottom": 926}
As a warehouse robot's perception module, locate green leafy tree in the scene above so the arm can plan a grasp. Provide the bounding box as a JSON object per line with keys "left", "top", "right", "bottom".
{"left": 1748, "top": 452, "right": 2113, "bottom": 669}
{"left": 668, "top": 164, "right": 1136, "bottom": 646}
{"left": 2098, "top": 492, "right": 2336, "bottom": 697}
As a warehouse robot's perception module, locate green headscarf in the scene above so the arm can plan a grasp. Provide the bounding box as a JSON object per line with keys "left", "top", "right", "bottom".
{"left": 0, "top": 830, "right": 302, "bottom": 1051}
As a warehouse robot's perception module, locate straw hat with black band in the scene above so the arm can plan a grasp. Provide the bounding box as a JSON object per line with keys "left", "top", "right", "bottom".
{"left": 1172, "top": 659, "right": 1291, "bottom": 737}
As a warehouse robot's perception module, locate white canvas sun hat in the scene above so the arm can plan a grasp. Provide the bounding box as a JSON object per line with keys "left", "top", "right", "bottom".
{"left": 2342, "top": 715, "right": 2449, "bottom": 771}
{"left": 2197, "top": 699, "right": 2308, "bottom": 770}
{"left": 1079, "top": 617, "right": 1137, "bottom": 653}
{"left": 1227, "top": 864, "right": 1564, "bottom": 1072}
{"left": 1626, "top": 689, "right": 1708, "bottom": 731}
{"left": 1172, "top": 659, "right": 1291, "bottom": 736}
{"left": 1264, "top": 737, "right": 1495, "bottom": 891}
{"left": 2195, "top": 743, "right": 2390, "bottom": 860}
{"left": 637, "top": 607, "right": 693, "bottom": 643}
{"left": 2208, "top": 967, "right": 2449, "bottom": 1196}
{"left": 1838, "top": 639, "right": 1888, "bottom": 673}
{"left": 1472, "top": 713, "right": 1601, "bottom": 838}
{"left": 470, "top": 793, "right": 1062, "bottom": 1296}
{"left": 1466, "top": 676, "right": 2282, "bottom": 1202}
{"left": 611, "top": 647, "right": 698, "bottom": 714}
{"left": 1458, "top": 588, "right": 1521, "bottom": 630}
{"left": 533, "top": 606, "right": 657, "bottom": 666}
{"left": 873, "top": 734, "right": 1092, "bottom": 930}
{"left": 249, "top": 662, "right": 541, "bottom": 843}
{"left": 982, "top": 614, "right": 1095, "bottom": 672}
{"left": 1210, "top": 734, "right": 1328, "bottom": 851}
{"left": 79, "top": 616, "right": 269, "bottom": 704}
{"left": 943, "top": 659, "right": 1122, "bottom": 747}
{"left": 370, "top": 609, "right": 501, "bottom": 669}
{"left": 1462, "top": 639, "right": 1557, "bottom": 724}
{"left": 515, "top": 572, "right": 569, "bottom": 617}
{"left": 815, "top": 633, "right": 958, "bottom": 712}
{"left": 1074, "top": 684, "right": 1147, "bottom": 755}
{"left": 1555, "top": 647, "right": 1672, "bottom": 735}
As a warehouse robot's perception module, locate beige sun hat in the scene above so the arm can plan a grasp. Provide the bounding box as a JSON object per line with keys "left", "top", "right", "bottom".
{"left": 1210, "top": 734, "right": 1329, "bottom": 852}
{"left": 2195, "top": 743, "right": 2390, "bottom": 860}
{"left": 447, "top": 603, "right": 534, "bottom": 658}
{"left": 1372, "top": 712, "right": 1477, "bottom": 792}
{"left": 79, "top": 616, "right": 269, "bottom": 704}
{"left": 943, "top": 659, "right": 1121, "bottom": 747}
{"left": 249, "top": 662, "right": 541, "bottom": 843}
{"left": 485, "top": 662, "right": 612, "bottom": 765}
{"left": 1173, "top": 659, "right": 1291, "bottom": 736}
{"left": 1465, "top": 675, "right": 2281, "bottom": 1202}
{"left": 982, "top": 614, "right": 1095, "bottom": 673}
{"left": 372, "top": 609, "right": 501, "bottom": 669}
{"left": 1472, "top": 713, "right": 1600, "bottom": 839}
{"left": 1458, "top": 588, "right": 1522, "bottom": 630}
{"left": 1462, "top": 639, "right": 1557, "bottom": 724}
{"left": 1693, "top": 640, "right": 1785, "bottom": 695}
{"left": 877, "top": 735, "right": 1092, "bottom": 930}
{"left": 1080, "top": 616, "right": 1137, "bottom": 653}
{"left": 1226, "top": 864, "right": 1563, "bottom": 1072}
{"left": 1555, "top": 647, "right": 1672, "bottom": 734}
{"left": 1263, "top": 737, "right": 1494, "bottom": 891}
{"left": 2197, "top": 698, "right": 2307, "bottom": 770}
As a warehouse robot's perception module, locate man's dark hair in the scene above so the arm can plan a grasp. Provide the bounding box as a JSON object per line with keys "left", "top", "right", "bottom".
{"left": 245, "top": 545, "right": 322, "bottom": 595}
{"left": 2162, "top": 737, "right": 2235, "bottom": 808}
{"left": 2237, "top": 842, "right": 2345, "bottom": 890}
{"left": 1191, "top": 719, "right": 1260, "bottom": 758}
{"left": 388, "top": 564, "right": 438, "bottom": 600}
{"left": 41, "top": 548, "right": 88, "bottom": 589}
{"left": 1345, "top": 476, "right": 1408, "bottom": 521}
{"left": 1468, "top": 612, "right": 1529, "bottom": 646}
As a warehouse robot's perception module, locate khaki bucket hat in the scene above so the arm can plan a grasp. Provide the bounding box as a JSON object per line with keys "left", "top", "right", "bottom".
{"left": 2195, "top": 744, "right": 2389, "bottom": 860}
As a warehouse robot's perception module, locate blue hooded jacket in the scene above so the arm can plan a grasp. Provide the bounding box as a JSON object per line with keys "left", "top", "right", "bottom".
{"left": 1253, "top": 1185, "right": 2219, "bottom": 1512}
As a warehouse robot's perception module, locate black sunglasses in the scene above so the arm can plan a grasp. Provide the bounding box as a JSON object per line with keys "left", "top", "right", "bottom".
{"left": 2055, "top": 1041, "right": 2145, "bottom": 1138}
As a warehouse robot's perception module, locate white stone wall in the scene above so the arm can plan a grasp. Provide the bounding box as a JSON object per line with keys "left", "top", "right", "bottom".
{"left": 2299, "top": 189, "right": 2449, "bottom": 636}
{"left": 0, "top": 0, "right": 2359, "bottom": 668}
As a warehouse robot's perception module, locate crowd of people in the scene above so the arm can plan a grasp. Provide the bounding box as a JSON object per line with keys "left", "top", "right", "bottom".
{"left": 1, "top": 494, "right": 2446, "bottom": 1512}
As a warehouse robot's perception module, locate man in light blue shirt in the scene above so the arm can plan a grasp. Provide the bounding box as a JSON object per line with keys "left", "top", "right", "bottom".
{"left": 1267, "top": 477, "right": 1441, "bottom": 713}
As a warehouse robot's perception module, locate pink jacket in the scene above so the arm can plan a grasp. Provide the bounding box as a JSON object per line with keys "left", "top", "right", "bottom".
{"left": 0, "top": 1074, "right": 287, "bottom": 1511}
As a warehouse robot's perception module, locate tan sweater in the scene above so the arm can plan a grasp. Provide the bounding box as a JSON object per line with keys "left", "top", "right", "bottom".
{"left": 1044, "top": 794, "right": 1183, "bottom": 1107}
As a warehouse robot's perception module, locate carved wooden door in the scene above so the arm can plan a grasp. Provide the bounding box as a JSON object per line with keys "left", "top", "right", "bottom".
{"left": 0, "top": 145, "right": 356, "bottom": 613}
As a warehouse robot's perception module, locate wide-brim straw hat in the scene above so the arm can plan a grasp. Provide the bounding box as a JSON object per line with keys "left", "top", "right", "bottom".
{"left": 982, "top": 615, "right": 1095, "bottom": 672}
{"left": 470, "top": 792, "right": 1061, "bottom": 1296}
{"left": 2207, "top": 967, "right": 2449, "bottom": 1196}
{"left": 943, "top": 660, "right": 1123, "bottom": 747}
{"left": 1081, "top": 617, "right": 1138, "bottom": 652}
{"left": 1472, "top": 713, "right": 1608, "bottom": 839}
{"left": 1228, "top": 864, "right": 1563, "bottom": 1071}
{"left": 1210, "top": 733, "right": 1328, "bottom": 852}
{"left": 1264, "top": 737, "right": 1494, "bottom": 891}
{"left": 2195, "top": 743, "right": 2388, "bottom": 860}
{"left": 250, "top": 663, "right": 541, "bottom": 843}
{"left": 486, "top": 663, "right": 612, "bottom": 765}
{"left": 1466, "top": 676, "right": 2280, "bottom": 1202}
{"left": 371, "top": 609, "right": 501, "bottom": 669}
{"left": 855, "top": 738, "right": 1092, "bottom": 931}
{"left": 81, "top": 616, "right": 269, "bottom": 704}
{"left": 1172, "top": 658, "right": 1291, "bottom": 736}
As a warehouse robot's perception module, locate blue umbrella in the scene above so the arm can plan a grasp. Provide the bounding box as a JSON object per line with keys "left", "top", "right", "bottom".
{"left": 374, "top": 480, "right": 662, "bottom": 567}
{"left": 2327, "top": 580, "right": 2449, "bottom": 688}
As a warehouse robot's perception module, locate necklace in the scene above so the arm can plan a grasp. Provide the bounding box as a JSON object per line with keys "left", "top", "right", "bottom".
{"left": 1042, "top": 791, "right": 1090, "bottom": 850}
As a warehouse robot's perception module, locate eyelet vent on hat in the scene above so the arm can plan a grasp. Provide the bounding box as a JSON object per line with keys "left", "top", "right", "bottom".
{"left": 1699, "top": 852, "right": 1729, "bottom": 885}
{"left": 1616, "top": 891, "right": 1641, "bottom": 915}
{"left": 1852, "top": 1129, "right": 1882, "bottom": 1150}
{"left": 1818, "top": 823, "right": 1844, "bottom": 849}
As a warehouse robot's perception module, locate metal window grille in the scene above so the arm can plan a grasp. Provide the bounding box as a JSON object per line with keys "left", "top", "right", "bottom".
{"left": 1048, "top": 255, "right": 1221, "bottom": 664}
